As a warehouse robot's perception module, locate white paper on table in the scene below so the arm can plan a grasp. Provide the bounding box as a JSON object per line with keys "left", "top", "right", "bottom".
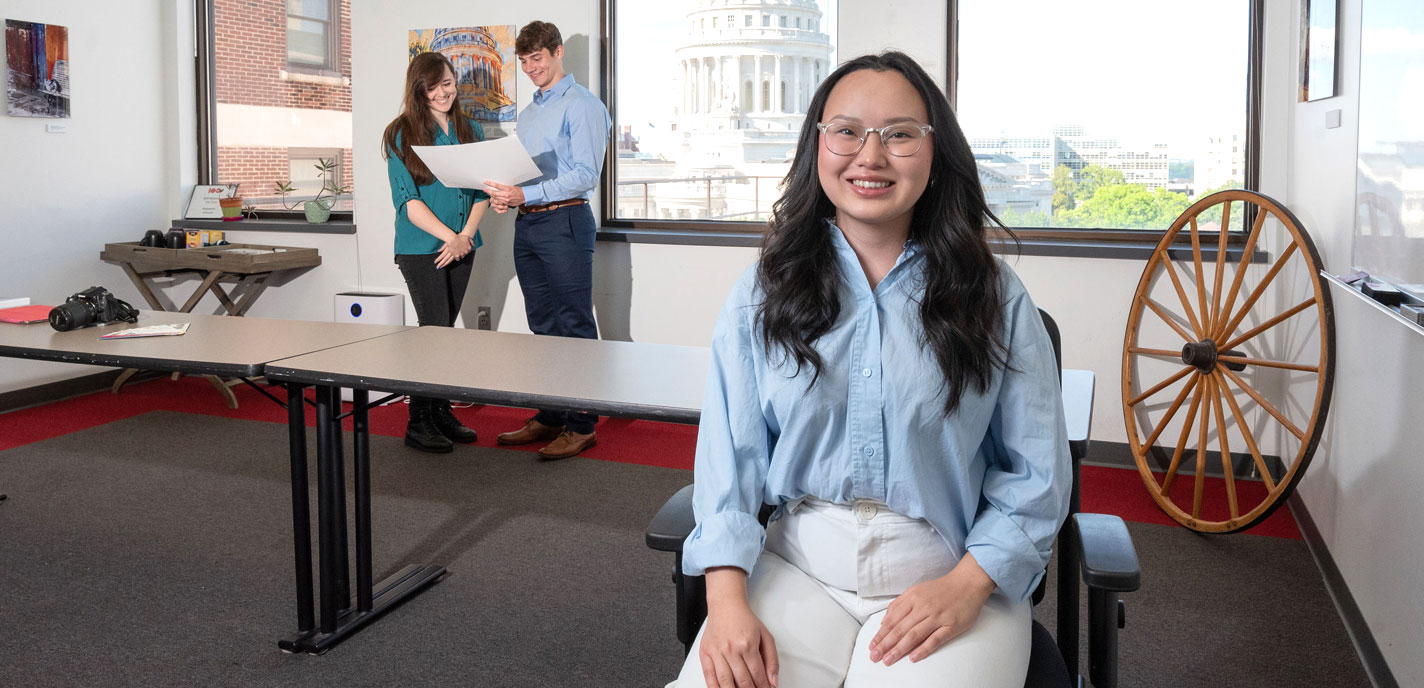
{"left": 411, "top": 136, "right": 542, "bottom": 190}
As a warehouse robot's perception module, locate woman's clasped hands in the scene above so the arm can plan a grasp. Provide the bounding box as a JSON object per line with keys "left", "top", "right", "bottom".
{"left": 435, "top": 232, "right": 474, "bottom": 268}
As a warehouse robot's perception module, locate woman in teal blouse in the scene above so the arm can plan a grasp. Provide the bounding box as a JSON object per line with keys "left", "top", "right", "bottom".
{"left": 381, "top": 51, "right": 490, "bottom": 453}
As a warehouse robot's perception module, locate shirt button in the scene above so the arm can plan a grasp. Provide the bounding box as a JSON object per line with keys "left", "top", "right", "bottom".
{"left": 862, "top": 368, "right": 872, "bottom": 377}
{"left": 863, "top": 446, "right": 874, "bottom": 457}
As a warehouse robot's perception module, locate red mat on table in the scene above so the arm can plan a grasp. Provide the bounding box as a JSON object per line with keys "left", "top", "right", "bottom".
{"left": 0, "top": 376, "right": 1299, "bottom": 539}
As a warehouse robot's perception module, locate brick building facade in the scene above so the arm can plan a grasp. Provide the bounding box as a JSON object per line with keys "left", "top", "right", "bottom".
{"left": 212, "top": 0, "right": 354, "bottom": 207}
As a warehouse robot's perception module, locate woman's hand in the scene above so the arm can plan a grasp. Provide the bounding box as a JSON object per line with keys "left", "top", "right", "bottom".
{"left": 434, "top": 233, "right": 473, "bottom": 268}
{"left": 867, "top": 553, "right": 997, "bottom": 666}
{"left": 701, "top": 568, "right": 780, "bottom": 688}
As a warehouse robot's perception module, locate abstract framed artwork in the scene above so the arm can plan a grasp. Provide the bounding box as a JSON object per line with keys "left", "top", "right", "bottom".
{"left": 5, "top": 19, "right": 70, "bottom": 118}
{"left": 1300, "top": 0, "right": 1338, "bottom": 101}
{"left": 409, "top": 25, "right": 518, "bottom": 122}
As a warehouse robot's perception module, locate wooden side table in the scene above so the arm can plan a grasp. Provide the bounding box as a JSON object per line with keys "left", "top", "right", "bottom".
{"left": 100, "top": 242, "right": 322, "bottom": 407}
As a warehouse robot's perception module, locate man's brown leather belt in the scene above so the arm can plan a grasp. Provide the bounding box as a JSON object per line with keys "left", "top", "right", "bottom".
{"left": 518, "top": 198, "right": 588, "bottom": 216}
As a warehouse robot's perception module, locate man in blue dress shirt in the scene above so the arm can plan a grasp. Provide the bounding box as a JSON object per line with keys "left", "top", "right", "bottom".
{"left": 485, "top": 21, "right": 612, "bottom": 459}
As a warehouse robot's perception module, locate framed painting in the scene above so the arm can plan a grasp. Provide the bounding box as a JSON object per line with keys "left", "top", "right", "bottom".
{"left": 409, "top": 25, "right": 518, "bottom": 122}
{"left": 6, "top": 19, "right": 70, "bottom": 118}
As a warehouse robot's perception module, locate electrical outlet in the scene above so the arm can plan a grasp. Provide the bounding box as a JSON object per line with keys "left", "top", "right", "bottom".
{"left": 477, "top": 306, "right": 491, "bottom": 330}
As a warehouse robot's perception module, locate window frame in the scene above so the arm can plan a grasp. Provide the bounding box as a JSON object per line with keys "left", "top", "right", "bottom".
{"left": 284, "top": 0, "right": 340, "bottom": 75}
{"left": 599, "top": 0, "right": 1264, "bottom": 246}
{"left": 194, "top": 0, "right": 352, "bottom": 222}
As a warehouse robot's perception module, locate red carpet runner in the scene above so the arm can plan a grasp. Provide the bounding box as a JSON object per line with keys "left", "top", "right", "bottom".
{"left": 0, "top": 376, "right": 1300, "bottom": 539}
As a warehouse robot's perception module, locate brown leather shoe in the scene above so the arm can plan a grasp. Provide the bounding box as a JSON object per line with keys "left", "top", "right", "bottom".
{"left": 496, "top": 418, "right": 563, "bottom": 445}
{"left": 537, "top": 430, "right": 597, "bottom": 459}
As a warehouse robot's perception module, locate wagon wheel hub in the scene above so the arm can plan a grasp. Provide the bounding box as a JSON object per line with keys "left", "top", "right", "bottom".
{"left": 1180, "top": 340, "right": 1219, "bottom": 372}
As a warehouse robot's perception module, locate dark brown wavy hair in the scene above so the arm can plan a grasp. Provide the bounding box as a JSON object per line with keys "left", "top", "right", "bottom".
{"left": 381, "top": 52, "right": 479, "bottom": 186}
{"left": 757, "top": 51, "right": 1016, "bottom": 416}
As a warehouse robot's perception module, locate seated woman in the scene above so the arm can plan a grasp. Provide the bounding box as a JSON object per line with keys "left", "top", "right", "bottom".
{"left": 675, "top": 52, "right": 1070, "bottom": 688}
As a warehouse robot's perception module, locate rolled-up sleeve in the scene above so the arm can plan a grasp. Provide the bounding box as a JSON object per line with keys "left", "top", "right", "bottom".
{"left": 965, "top": 288, "right": 1071, "bottom": 602}
{"left": 522, "top": 97, "right": 610, "bottom": 206}
{"left": 386, "top": 133, "right": 419, "bottom": 216}
{"left": 683, "top": 281, "right": 773, "bottom": 577}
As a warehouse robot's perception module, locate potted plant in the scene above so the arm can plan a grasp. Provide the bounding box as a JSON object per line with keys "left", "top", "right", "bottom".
{"left": 217, "top": 189, "right": 245, "bottom": 222}
{"left": 274, "top": 158, "right": 350, "bottom": 223}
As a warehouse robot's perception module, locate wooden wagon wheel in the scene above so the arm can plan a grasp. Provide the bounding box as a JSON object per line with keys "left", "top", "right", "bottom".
{"left": 1121, "top": 190, "right": 1335, "bottom": 533}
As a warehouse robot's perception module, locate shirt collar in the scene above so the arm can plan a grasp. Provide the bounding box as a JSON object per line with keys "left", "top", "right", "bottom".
{"left": 534, "top": 74, "right": 576, "bottom": 104}
{"left": 825, "top": 219, "right": 921, "bottom": 295}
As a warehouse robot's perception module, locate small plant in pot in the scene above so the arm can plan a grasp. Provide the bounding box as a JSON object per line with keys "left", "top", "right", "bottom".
{"left": 274, "top": 158, "right": 350, "bottom": 223}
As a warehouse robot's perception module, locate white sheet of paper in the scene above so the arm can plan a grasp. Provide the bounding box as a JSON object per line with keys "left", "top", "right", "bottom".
{"left": 411, "top": 136, "right": 542, "bottom": 190}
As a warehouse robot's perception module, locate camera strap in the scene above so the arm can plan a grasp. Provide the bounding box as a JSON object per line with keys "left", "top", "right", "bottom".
{"left": 114, "top": 298, "right": 139, "bottom": 324}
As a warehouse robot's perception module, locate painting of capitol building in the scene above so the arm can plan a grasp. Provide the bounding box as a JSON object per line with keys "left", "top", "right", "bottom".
{"left": 409, "top": 25, "right": 517, "bottom": 123}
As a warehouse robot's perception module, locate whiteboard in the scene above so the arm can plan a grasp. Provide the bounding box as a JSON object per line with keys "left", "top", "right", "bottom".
{"left": 1354, "top": 0, "right": 1424, "bottom": 299}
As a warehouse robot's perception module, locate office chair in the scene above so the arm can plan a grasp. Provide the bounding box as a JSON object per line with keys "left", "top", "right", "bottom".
{"left": 645, "top": 310, "right": 1141, "bottom": 687}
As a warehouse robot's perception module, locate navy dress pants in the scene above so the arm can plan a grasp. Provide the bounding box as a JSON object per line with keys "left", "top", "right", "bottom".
{"left": 513, "top": 203, "right": 598, "bottom": 434}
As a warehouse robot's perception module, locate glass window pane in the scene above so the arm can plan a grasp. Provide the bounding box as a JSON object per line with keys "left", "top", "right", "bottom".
{"left": 287, "top": 0, "right": 330, "bottom": 21}
{"left": 286, "top": 18, "right": 327, "bottom": 66}
{"left": 957, "top": 0, "right": 1249, "bottom": 231}
{"left": 612, "top": 0, "right": 837, "bottom": 224}
{"left": 212, "top": 0, "right": 353, "bottom": 212}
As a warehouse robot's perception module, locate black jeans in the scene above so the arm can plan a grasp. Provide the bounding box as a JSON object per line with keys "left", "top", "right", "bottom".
{"left": 395, "top": 252, "right": 474, "bottom": 419}
{"left": 395, "top": 251, "right": 474, "bottom": 327}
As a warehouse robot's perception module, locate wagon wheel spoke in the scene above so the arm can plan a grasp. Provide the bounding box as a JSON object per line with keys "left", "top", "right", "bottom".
{"left": 1129, "top": 347, "right": 1184, "bottom": 359}
{"left": 1128, "top": 365, "right": 1194, "bottom": 408}
{"left": 1159, "top": 379, "right": 1206, "bottom": 495}
{"left": 1208, "top": 373, "right": 1239, "bottom": 519}
{"left": 1215, "top": 209, "right": 1268, "bottom": 335}
{"left": 1219, "top": 297, "right": 1317, "bottom": 352}
{"left": 1215, "top": 242, "right": 1299, "bottom": 343}
{"left": 1217, "top": 365, "right": 1306, "bottom": 441}
{"left": 1140, "top": 372, "right": 1199, "bottom": 448}
{"left": 1144, "top": 298, "right": 1198, "bottom": 344}
{"left": 1214, "top": 369, "right": 1277, "bottom": 492}
{"left": 1192, "top": 374, "right": 1213, "bottom": 519}
{"left": 1188, "top": 217, "right": 1212, "bottom": 330}
{"left": 1161, "top": 256, "right": 1207, "bottom": 339}
{"left": 1209, "top": 201, "right": 1232, "bottom": 329}
{"left": 1214, "top": 355, "right": 1318, "bottom": 373}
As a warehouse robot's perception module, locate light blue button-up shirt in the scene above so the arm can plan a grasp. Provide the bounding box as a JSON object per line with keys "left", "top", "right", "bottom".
{"left": 516, "top": 74, "right": 611, "bottom": 205}
{"left": 683, "top": 222, "right": 1071, "bottom": 602}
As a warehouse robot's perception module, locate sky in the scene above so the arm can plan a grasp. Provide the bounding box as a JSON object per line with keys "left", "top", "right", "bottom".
{"left": 616, "top": 0, "right": 1250, "bottom": 160}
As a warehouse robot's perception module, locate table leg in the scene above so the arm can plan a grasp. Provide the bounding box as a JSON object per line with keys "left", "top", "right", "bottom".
{"left": 111, "top": 368, "right": 142, "bottom": 394}
{"left": 179, "top": 270, "right": 226, "bottom": 313}
{"left": 277, "top": 384, "right": 315, "bottom": 652}
{"left": 353, "top": 389, "right": 374, "bottom": 612}
{"left": 201, "top": 374, "right": 239, "bottom": 409}
{"left": 283, "top": 384, "right": 446, "bottom": 655}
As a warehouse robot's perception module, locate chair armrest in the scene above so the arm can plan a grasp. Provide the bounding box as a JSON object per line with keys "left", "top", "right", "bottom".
{"left": 1073, "top": 513, "right": 1141, "bottom": 592}
{"left": 1061, "top": 369, "right": 1094, "bottom": 461}
{"left": 646, "top": 484, "right": 696, "bottom": 552}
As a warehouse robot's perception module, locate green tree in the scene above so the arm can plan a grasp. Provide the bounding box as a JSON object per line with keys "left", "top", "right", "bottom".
{"left": 997, "top": 206, "right": 1050, "bottom": 228}
{"left": 1051, "top": 164, "right": 1078, "bottom": 214}
{"left": 1059, "top": 184, "right": 1191, "bottom": 230}
{"left": 1168, "top": 160, "right": 1194, "bottom": 181}
{"left": 1076, "top": 164, "right": 1126, "bottom": 204}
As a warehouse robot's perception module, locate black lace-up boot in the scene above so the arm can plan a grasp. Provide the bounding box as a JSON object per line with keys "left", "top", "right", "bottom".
{"left": 404, "top": 398, "right": 454, "bottom": 453}
{"left": 432, "top": 399, "right": 478, "bottom": 443}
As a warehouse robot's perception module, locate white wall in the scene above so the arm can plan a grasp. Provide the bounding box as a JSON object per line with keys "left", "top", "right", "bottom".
{"left": 1286, "top": 0, "right": 1423, "bottom": 682}
{"left": 0, "top": 1, "right": 186, "bottom": 393}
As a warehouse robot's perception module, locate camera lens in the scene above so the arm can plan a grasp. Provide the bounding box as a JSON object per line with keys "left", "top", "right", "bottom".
{"left": 48, "top": 301, "right": 93, "bottom": 332}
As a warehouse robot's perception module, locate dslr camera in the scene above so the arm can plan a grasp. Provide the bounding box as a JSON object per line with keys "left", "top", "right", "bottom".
{"left": 48, "top": 286, "right": 139, "bottom": 332}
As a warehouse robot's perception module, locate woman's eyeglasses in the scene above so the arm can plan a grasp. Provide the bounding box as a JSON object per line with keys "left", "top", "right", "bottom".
{"left": 816, "top": 121, "right": 934, "bottom": 157}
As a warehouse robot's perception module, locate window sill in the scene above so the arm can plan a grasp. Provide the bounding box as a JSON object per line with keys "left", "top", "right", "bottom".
{"left": 172, "top": 218, "right": 356, "bottom": 235}
{"left": 279, "top": 68, "right": 349, "bottom": 87}
{"left": 595, "top": 227, "right": 1267, "bottom": 262}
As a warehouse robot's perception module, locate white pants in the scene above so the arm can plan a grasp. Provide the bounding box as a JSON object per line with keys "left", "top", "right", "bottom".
{"left": 673, "top": 499, "right": 1031, "bottom": 688}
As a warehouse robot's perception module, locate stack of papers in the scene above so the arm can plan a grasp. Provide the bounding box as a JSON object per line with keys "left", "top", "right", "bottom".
{"left": 99, "top": 323, "right": 191, "bottom": 340}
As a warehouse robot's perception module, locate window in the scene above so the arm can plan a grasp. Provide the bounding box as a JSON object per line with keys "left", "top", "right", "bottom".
{"left": 779, "top": 15, "right": 787, "bottom": 28}
{"left": 607, "top": 0, "right": 837, "bottom": 229}
{"left": 197, "top": 0, "right": 354, "bottom": 216}
{"left": 953, "top": 0, "right": 1258, "bottom": 234}
{"left": 286, "top": 0, "right": 336, "bottom": 71}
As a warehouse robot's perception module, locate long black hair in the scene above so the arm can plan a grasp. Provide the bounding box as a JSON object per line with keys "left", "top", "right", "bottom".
{"left": 757, "top": 51, "right": 1015, "bottom": 416}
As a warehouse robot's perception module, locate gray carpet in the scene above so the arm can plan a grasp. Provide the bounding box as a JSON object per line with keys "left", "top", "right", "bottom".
{"left": 0, "top": 411, "right": 1370, "bottom": 687}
